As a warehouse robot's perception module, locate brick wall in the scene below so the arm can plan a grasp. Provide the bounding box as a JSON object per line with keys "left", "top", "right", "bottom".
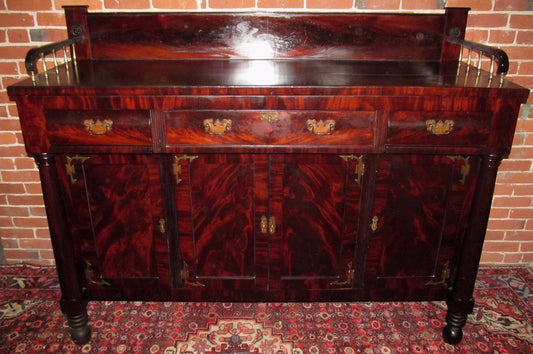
{"left": 0, "top": 0, "right": 532, "bottom": 265}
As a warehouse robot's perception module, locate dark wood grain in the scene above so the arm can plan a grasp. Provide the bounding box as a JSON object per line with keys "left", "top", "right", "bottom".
{"left": 7, "top": 7, "right": 530, "bottom": 345}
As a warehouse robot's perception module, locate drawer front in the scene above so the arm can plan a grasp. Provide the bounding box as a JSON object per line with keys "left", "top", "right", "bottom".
{"left": 386, "top": 111, "right": 492, "bottom": 147}
{"left": 46, "top": 110, "right": 152, "bottom": 146}
{"left": 165, "top": 110, "right": 376, "bottom": 147}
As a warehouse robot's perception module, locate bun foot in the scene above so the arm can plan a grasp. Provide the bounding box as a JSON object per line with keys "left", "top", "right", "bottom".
{"left": 70, "top": 324, "right": 92, "bottom": 345}
{"left": 67, "top": 311, "right": 92, "bottom": 344}
{"left": 443, "top": 324, "right": 463, "bottom": 345}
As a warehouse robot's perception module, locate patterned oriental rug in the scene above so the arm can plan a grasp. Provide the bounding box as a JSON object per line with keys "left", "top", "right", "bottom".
{"left": 0, "top": 265, "right": 532, "bottom": 353}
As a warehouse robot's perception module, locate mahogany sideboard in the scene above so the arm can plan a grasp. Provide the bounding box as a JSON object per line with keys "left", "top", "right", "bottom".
{"left": 7, "top": 6, "right": 529, "bottom": 345}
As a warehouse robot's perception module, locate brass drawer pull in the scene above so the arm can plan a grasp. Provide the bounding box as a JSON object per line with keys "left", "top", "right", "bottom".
{"left": 330, "top": 261, "right": 354, "bottom": 287}
{"left": 260, "top": 215, "right": 268, "bottom": 234}
{"left": 260, "top": 112, "right": 280, "bottom": 124}
{"left": 260, "top": 215, "right": 276, "bottom": 234}
{"left": 203, "top": 119, "right": 232, "bottom": 135}
{"left": 268, "top": 216, "right": 276, "bottom": 235}
{"left": 84, "top": 119, "right": 113, "bottom": 135}
{"left": 426, "top": 119, "right": 454, "bottom": 135}
{"left": 306, "top": 119, "right": 335, "bottom": 135}
{"left": 370, "top": 216, "right": 379, "bottom": 232}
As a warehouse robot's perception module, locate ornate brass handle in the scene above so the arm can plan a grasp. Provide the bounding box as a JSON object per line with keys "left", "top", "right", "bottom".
{"left": 84, "top": 119, "right": 113, "bottom": 135}
{"left": 181, "top": 261, "right": 205, "bottom": 287}
{"left": 268, "top": 216, "right": 276, "bottom": 235}
{"left": 260, "top": 112, "right": 280, "bottom": 124}
{"left": 370, "top": 216, "right": 379, "bottom": 232}
{"left": 426, "top": 119, "right": 454, "bottom": 135}
{"left": 306, "top": 119, "right": 336, "bottom": 135}
{"left": 330, "top": 262, "right": 354, "bottom": 287}
{"left": 260, "top": 215, "right": 276, "bottom": 234}
{"left": 260, "top": 216, "right": 268, "bottom": 234}
{"left": 159, "top": 218, "right": 166, "bottom": 234}
{"left": 203, "top": 119, "right": 232, "bottom": 135}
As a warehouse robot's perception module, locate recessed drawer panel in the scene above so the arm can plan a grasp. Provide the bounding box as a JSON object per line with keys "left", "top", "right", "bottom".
{"left": 46, "top": 110, "right": 152, "bottom": 146}
{"left": 165, "top": 110, "right": 376, "bottom": 147}
{"left": 386, "top": 111, "right": 492, "bottom": 147}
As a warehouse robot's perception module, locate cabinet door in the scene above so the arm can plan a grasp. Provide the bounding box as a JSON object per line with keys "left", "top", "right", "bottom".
{"left": 58, "top": 155, "right": 169, "bottom": 293}
{"left": 269, "top": 154, "right": 364, "bottom": 291}
{"left": 172, "top": 154, "right": 268, "bottom": 292}
{"left": 366, "top": 155, "right": 478, "bottom": 291}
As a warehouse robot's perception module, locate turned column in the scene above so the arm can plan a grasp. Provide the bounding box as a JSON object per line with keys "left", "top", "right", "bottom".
{"left": 34, "top": 153, "right": 91, "bottom": 344}
{"left": 443, "top": 154, "right": 501, "bottom": 344}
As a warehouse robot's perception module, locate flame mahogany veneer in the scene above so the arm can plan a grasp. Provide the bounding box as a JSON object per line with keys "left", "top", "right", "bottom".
{"left": 7, "top": 6, "right": 529, "bottom": 345}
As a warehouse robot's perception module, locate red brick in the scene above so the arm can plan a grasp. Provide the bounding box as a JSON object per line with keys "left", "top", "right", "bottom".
{"left": 7, "top": 228, "right": 36, "bottom": 238}
{"left": 0, "top": 132, "right": 17, "bottom": 145}
{"left": 7, "top": 194, "right": 45, "bottom": 206}
{"left": 501, "top": 45, "right": 533, "bottom": 60}
{"left": 0, "top": 158, "right": 15, "bottom": 170}
{"left": 499, "top": 159, "right": 532, "bottom": 171}
{"left": 0, "top": 217, "right": 14, "bottom": 227}
{"left": 0, "top": 45, "right": 34, "bottom": 60}
{"left": 307, "top": 0, "right": 352, "bottom": 9}
{"left": 257, "top": 0, "right": 302, "bottom": 8}
{"left": 465, "top": 29, "right": 489, "bottom": 43}
{"left": 484, "top": 230, "right": 506, "bottom": 240}
{"left": 513, "top": 184, "right": 533, "bottom": 195}
{"left": 520, "top": 242, "right": 533, "bottom": 252}
{"left": 495, "top": 0, "right": 532, "bottom": 11}
{"left": 521, "top": 253, "right": 533, "bottom": 262}
{"left": 0, "top": 183, "right": 26, "bottom": 194}
{"left": 6, "top": 0, "right": 53, "bottom": 11}
{"left": 508, "top": 147, "right": 533, "bottom": 159}
{"left": 2, "top": 170, "right": 40, "bottom": 183}
{"left": 492, "top": 195, "right": 532, "bottom": 207}
{"left": 364, "top": 0, "right": 400, "bottom": 9}
{"left": 480, "top": 252, "right": 504, "bottom": 264}
{"left": 489, "top": 208, "right": 510, "bottom": 219}
{"left": 502, "top": 253, "right": 523, "bottom": 263}
{"left": 152, "top": 0, "right": 199, "bottom": 9}
{"left": 1, "top": 238, "right": 19, "bottom": 249}
{"left": 37, "top": 13, "right": 66, "bottom": 27}
{"left": 468, "top": 14, "right": 509, "bottom": 28}
{"left": 489, "top": 30, "right": 516, "bottom": 44}
{"left": 517, "top": 61, "right": 533, "bottom": 76}
{"left": 54, "top": 0, "right": 103, "bottom": 9}
{"left": 510, "top": 208, "right": 533, "bottom": 219}
{"left": 505, "top": 230, "right": 533, "bottom": 240}
{"left": 13, "top": 216, "right": 49, "bottom": 228}
{"left": 19, "top": 238, "right": 53, "bottom": 249}
{"left": 402, "top": 0, "right": 439, "bottom": 10}
{"left": 0, "top": 13, "right": 35, "bottom": 27}
{"left": 0, "top": 61, "right": 19, "bottom": 75}
{"left": 24, "top": 183, "right": 43, "bottom": 194}
{"left": 447, "top": 0, "right": 493, "bottom": 11}
{"left": 493, "top": 182, "right": 514, "bottom": 196}
{"left": 103, "top": 0, "right": 150, "bottom": 9}
{"left": 0, "top": 206, "right": 30, "bottom": 216}
{"left": 14, "top": 157, "right": 36, "bottom": 170}
{"left": 29, "top": 206, "right": 46, "bottom": 216}
{"left": 3, "top": 249, "right": 39, "bottom": 260}
{"left": 7, "top": 29, "right": 30, "bottom": 44}
{"left": 516, "top": 31, "right": 533, "bottom": 44}
{"left": 510, "top": 14, "right": 533, "bottom": 29}
{"left": 35, "top": 228, "right": 50, "bottom": 238}
{"left": 483, "top": 241, "right": 520, "bottom": 252}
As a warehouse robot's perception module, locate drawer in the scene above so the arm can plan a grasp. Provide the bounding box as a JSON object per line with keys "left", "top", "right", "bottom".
{"left": 386, "top": 111, "right": 492, "bottom": 147}
{"left": 165, "top": 110, "right": 376, "bottom": 147}
{"left": 46, "top": 110, "right": 152, "bottom": 146}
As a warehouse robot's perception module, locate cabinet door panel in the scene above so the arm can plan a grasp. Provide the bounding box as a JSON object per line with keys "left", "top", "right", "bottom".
{"left": 174, "top": 154, "right": 267, "bottom": 289}
{"left": 269, "top": 154, "right": 362, "bottom": 290}
{"left": 366, "top": 155, "right": 477, "bottom": 285}
{"left": 58, "top": 155, "right": 168, "bottom": 288}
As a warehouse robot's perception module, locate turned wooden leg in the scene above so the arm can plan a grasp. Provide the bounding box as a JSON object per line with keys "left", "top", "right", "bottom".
{"left": 444, "top": 155, "right": 501, "bottom": 345}
{"left": 35, "top": 154, "right": 92, "bottom": 344}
